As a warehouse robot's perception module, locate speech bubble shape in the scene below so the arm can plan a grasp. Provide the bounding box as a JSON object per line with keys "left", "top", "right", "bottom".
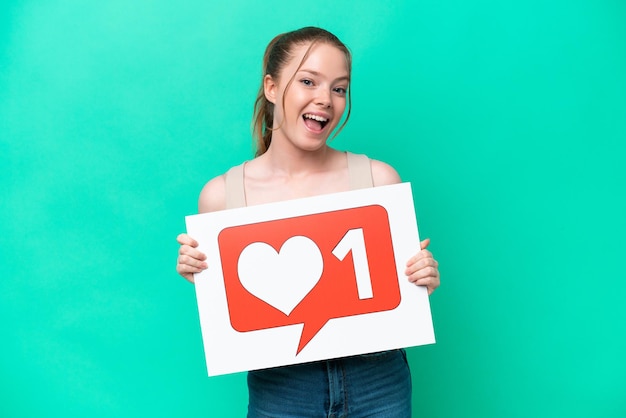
{"left": 218, "top": 205, "right": 400, "bottom": 355}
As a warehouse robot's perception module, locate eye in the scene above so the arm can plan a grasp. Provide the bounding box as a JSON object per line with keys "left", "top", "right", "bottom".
{"left": 333, "top": 86, "right": 347, "bottom": 95}
{"left": 300, "top": 79, "right": 314, "bottom": 86}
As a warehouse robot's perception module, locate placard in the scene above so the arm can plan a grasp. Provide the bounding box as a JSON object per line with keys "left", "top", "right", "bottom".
{"left": 185, "top": 182, "right": 435, "bottom": 376}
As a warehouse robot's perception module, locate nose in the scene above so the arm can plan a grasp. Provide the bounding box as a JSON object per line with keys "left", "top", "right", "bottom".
{"left": 316, "top": 89, "right": 332, "bottom": 108}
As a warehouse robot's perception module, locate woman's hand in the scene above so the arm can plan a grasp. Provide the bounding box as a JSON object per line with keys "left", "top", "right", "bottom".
{"left": 176, "top": 233, "right": 208, "bottom": 284}
{"left": 405, "top": 238, "right": 440, "bottom": 295}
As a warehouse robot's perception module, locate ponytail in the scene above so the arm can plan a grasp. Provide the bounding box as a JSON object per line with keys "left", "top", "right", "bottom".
{"left": 251, "top": 33, "right": 283, "bottom": 157}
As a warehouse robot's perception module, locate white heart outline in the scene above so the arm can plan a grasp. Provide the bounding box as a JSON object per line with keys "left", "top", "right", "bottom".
{"left": 237, "top": 235, "right": 324, "bottom": 315}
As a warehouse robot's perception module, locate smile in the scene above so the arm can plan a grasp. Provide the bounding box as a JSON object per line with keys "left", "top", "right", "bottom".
{"left": 303, "top": 113, "right": 329, "bottom": 130}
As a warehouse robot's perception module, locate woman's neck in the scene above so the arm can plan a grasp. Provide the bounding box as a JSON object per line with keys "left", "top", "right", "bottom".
{"left": 262, "top": 141, "right": 337, "bottom": 178}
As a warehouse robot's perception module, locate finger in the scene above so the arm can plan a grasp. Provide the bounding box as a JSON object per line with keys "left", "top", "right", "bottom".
{"left": 405, "top": 242, "right": 432, "bottom": 266}
{"left": 176, "top": 259, "right": 203, "bottom": 284}
{"left": 407, "top": 266, "right": 439, "bottom": 283}
{"left": 411, "top": 272, "right": 441, "bottom": 294}
{"left": 178, "top": 244, "right": 207, "bottom": 261}
{"left": 405, "top": 261, "right": 431, "bottom": 276}
{"left": 177, "top": 233, "right": 199, "bottom": 247}
{"left": 412, "top": 272, "right": 440, "bottom": 286}
{"left": 177, "top": 253, "right": 208, "bottom": 271}
{"left": 405, "top": 254, "right": 438, "bottom": 275}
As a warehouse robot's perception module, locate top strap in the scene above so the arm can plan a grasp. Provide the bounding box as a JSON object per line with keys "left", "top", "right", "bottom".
{"left": 224, "top": 163, "right": 246, "bottom": 209}
{"left": 346, "top": 152, "right": 373, "bottom": 190}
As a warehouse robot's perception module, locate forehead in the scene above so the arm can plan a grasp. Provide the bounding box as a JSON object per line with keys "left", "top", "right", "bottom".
{"left": 285, "top": 42, "right": 350, "bottom": 79}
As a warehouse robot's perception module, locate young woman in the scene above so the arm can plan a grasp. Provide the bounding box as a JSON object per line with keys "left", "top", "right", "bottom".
{"left": 176, "top": 26, "right": 440, "bottom": 417}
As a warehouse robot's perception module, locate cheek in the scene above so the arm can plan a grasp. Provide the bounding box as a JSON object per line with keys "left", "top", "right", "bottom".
{"left": 285, "top": 86, "right": 307, "bottom": 104}
{"left": 283, "top": 90, "right": 308, "bottom": 118}
{"left": 334, "top": 98, "right": 347, "bottom": 115}
{"left": 273, "top": 90, "right": 293, "bottom": 122}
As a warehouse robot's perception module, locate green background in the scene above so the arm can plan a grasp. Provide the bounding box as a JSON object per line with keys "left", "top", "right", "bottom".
{"left": 2, "top": 1, "right": 625, "bottom": 417}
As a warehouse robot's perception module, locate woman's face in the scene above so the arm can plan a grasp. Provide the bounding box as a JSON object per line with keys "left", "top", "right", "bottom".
{"left": 265, "top": 42, "right": 349, "bottom": 152}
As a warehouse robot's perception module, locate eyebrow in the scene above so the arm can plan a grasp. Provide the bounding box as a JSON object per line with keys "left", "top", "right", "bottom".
{"left": 298, "top": 69, "right": 350, "bottom": 82}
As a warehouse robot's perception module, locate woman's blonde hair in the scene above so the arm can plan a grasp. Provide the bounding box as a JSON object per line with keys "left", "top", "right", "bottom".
{"left": 252, "top": 27, "right": 352, "bottom": 156}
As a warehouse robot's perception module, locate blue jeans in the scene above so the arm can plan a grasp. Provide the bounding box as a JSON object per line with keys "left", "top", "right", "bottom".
{"left": 247, "top": 349, "right": 412, "bottom": 417}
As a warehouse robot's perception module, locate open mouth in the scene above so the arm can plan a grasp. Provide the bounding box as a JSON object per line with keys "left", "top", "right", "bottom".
{"left": 303, "top": 113, "right": 329, "bottom": 131}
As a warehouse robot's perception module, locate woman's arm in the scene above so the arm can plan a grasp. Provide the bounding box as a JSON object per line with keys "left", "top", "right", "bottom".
{"left": 176, "top": 175, "right": 227, "bottom": 283}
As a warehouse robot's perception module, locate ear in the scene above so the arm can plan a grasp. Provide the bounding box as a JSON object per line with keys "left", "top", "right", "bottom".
{"left": 264, "top": 74, "right": 277, "bottom": 104}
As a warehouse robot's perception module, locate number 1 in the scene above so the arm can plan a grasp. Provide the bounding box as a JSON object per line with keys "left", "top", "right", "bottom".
{"left": 332, "top": 228, "right": 373, "bottom": 299}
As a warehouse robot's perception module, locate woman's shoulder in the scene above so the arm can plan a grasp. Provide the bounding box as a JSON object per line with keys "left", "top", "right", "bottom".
{"left": 368, "top": 157, "right": 402, "bottom": 186}
{"left": 198, "top": 174, "right": 227, "bottom": 213}
{"left": 197, "top": 161, "right": 247, "bottom": 213}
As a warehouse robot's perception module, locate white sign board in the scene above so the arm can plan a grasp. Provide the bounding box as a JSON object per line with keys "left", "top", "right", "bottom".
{"left": 185, "top": 182, "right": 435, "bottom": 376}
